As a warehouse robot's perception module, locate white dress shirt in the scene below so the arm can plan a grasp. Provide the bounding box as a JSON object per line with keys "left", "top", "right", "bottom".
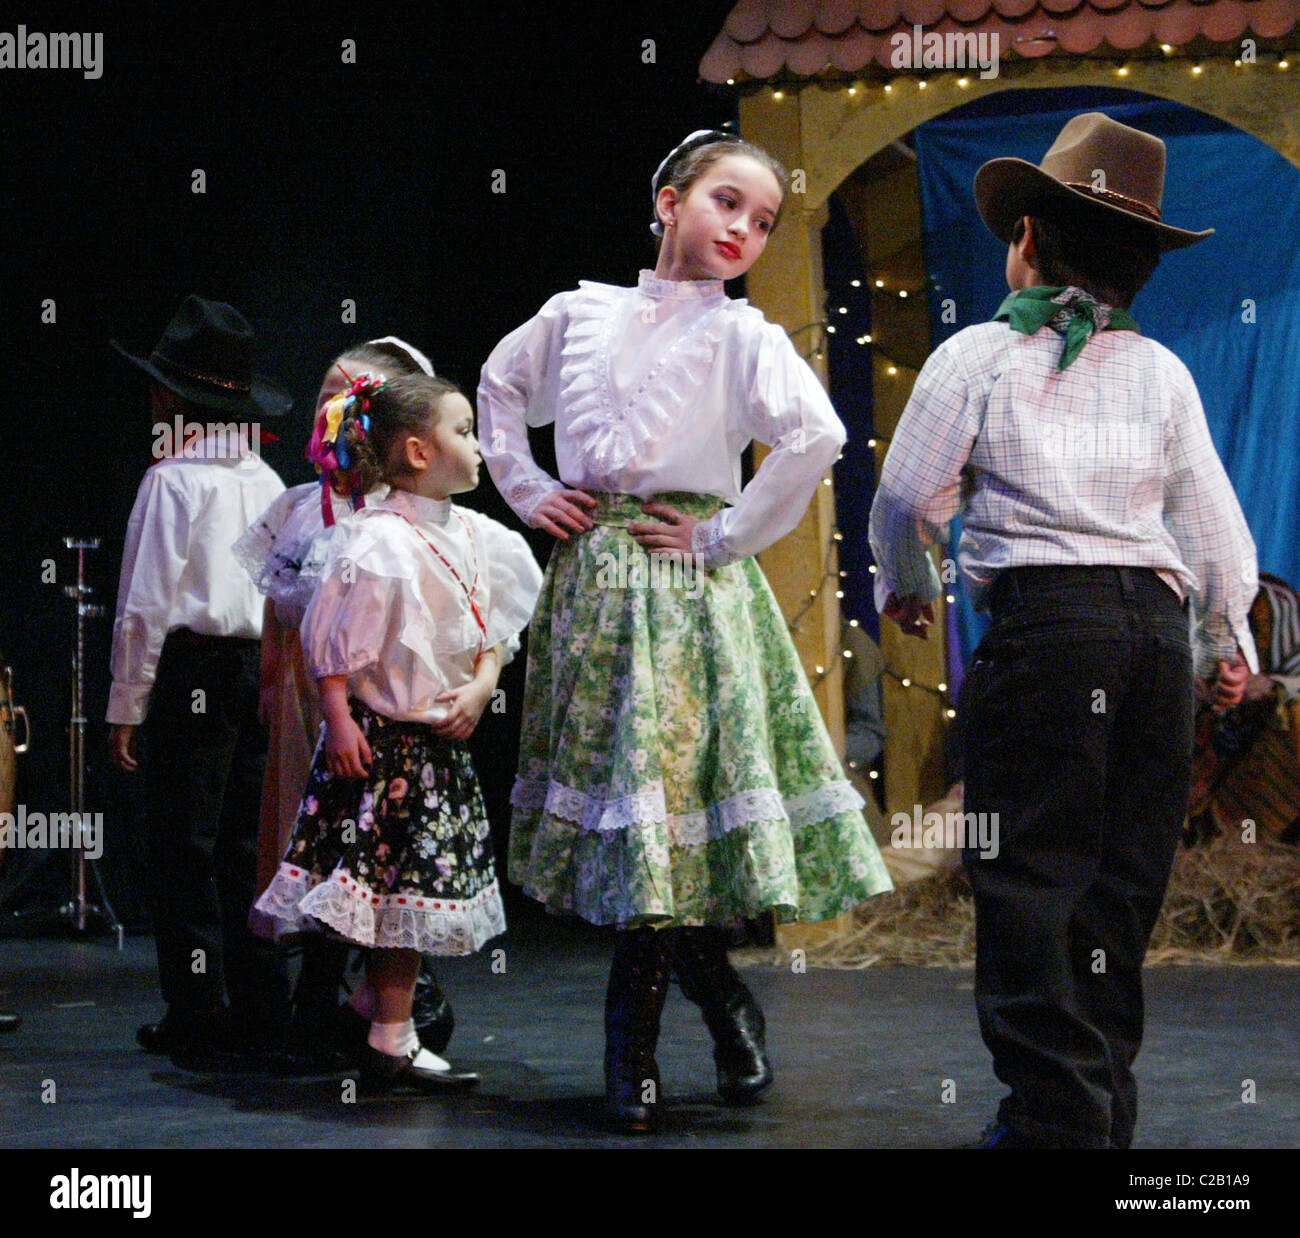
{"left": 477, "top": 270, "right": 846, "bottom": 567}
{"left": 300, "top": 489, "right": 543, "bottom": 724}
{"left": 869, "top": 317, "right": 1260, "bottom": 677}
{"left": 108, "top": 439, "right": 286, "bottom": 725}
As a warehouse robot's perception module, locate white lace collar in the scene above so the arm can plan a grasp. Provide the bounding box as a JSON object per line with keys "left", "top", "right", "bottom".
{"left": 637, "top": 269, "right": 725, "bottom": 301}
{"left": 382, "top": 488, "right": 452, "bottom": 529}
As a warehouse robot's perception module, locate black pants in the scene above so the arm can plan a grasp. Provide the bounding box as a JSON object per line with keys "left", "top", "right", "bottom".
{"left": 142, "top": 630, "right": 288, "bottom": 1037}
{"left": 962, "top": 567, "right": 1194, "bottom": 1148}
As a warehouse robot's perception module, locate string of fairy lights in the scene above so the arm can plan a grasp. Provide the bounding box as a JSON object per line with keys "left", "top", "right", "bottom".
{"left": 782, "top": 505, "right": 959, "bottom": 725}
{"left": 783, "top": 274, "right": 959, "bottom": 731}
{"left": 756, "top": 45, "right": 1294, "bottom": 756}
{"left": 724, "top": 45, "right": 1295, "bottom": 96}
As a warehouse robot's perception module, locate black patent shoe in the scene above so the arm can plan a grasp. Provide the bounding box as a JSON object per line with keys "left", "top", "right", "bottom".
{"left": 136, "top": 1007, "right": 228, "bottom": 1055}
{"left": 412, "top": 962, "right": 455, "bottom": 1055}
{"left": 358, "top": 1044, "right": 479, "bottom": 1094}
{"left": 0, "top": 1011, "right": 20, "bottom": 1034}
{"left": 711, "top": 991, "right": 774, "bottom": 1105}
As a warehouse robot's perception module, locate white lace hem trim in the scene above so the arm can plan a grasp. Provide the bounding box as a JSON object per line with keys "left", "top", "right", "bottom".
{"left": 252, "top": 864, "right": 506, "bottom": 954}
{"left": 510, "top": 777, "right": 863, "bottom": 847}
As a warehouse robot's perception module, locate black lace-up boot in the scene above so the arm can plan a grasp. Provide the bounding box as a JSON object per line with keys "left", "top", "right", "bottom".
{"left": 604, "top": 927, "right": 672, "bottom": 1133}
{"left": 666, "top": 926, "right": 773, "bottom": 1105}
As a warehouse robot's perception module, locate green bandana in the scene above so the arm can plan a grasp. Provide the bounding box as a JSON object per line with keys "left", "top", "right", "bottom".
{"left": 994, "top": 285, "right": 1139, "bottom": 371}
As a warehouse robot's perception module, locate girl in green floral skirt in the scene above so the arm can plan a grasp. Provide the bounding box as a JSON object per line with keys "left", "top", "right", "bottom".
{"left": 479, "top": 130, "right": 892, "bottom": 1131}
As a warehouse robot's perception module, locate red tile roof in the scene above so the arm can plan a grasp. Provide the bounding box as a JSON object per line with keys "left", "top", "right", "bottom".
{"left": 700, "top": 0, "right": 1300, "bottom": 81}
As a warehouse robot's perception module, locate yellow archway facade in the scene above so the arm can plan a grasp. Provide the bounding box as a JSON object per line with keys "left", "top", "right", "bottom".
{"left": 756, "top": 58, "right": 1300, "bottom": 214}
{"left": 742, "top": 56, "right": 1300, "bottom": 941}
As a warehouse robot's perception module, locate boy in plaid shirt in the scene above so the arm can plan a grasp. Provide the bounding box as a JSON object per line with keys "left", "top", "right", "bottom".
{"left": 870, "top": 114, "right": 1257, "bottom": 1149}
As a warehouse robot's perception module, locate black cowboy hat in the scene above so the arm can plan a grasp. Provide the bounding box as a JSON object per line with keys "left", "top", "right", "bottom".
{"left": 112, "top": 294, "right": 292, "bottom": 418}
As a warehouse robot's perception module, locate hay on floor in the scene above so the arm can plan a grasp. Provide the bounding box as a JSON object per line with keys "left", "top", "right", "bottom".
{"left": 790, "top": 833, "right": 1300, "bottom": 969}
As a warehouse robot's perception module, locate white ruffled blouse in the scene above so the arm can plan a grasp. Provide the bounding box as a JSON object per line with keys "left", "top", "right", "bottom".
{"left": 477, "top": 270, "right": 847, "bottom": 567}
{"left": 234, "top": 482, "right": 390, "bottom": 627}
{"left": 299, "top": 489, "right": 543, "bottom": 723}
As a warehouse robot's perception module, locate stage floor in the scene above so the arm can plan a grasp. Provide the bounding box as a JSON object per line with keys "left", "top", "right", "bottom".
{"left": 0, "top": 916, "right": 1295, "bottom": 1150}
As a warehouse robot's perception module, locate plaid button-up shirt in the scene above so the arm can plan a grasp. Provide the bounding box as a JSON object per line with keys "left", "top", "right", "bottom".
{"left": 868, "top": 318, "right": 1259, "bottom": 677}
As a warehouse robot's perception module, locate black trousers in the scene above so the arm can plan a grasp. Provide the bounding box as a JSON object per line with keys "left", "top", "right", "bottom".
{"left": 142, "top": 630, "right": 288, "bottom": 1036}
{"left": 961, "top": 567, "right": 1194, "bottom": 1149}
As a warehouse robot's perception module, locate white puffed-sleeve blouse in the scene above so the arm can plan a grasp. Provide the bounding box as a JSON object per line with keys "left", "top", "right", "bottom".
{"left": 477, "top": 270, "right": 846, "bottom": 567}
{"left": 299, "top": 488, "right": 543, "bottom": 723}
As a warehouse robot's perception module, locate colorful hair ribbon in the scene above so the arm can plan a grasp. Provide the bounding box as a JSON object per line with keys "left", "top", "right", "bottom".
{"left": 305, "top": 370, "right": 386, "bottom": 527}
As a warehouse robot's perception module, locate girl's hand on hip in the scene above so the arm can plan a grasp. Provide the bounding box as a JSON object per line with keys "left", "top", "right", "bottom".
{"left": 628, "top": 501, "right": 699, "bottom": 556}
{"left": 324, "top": 714, "right": 372, "bottom": 778}
{"left": 884, "top": 592, "right": 936, "bottom": 640}
{"left": 532, "top": 489, "right": 597, "bottom": 540}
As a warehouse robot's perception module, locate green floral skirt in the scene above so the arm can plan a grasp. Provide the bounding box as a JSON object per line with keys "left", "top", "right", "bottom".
{"left": 508, "top": 491, "right": 892, "bottom": 927}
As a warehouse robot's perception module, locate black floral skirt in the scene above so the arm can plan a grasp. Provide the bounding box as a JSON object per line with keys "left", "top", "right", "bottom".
{"left": 252, "top": 700, "right": 506, "bottom": 954}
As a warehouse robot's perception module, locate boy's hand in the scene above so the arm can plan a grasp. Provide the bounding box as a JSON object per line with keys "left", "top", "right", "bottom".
{"left": 629, "top": 501, "right": 699, "bottom": 556}
{"left": 884, "top": 593, "right": 936, "bottom": 640}
{"left": 324, "top": 713, "right": 372, "bottom": 778}
{"left": 532, "top": 489, "right": 597, "bottom": 540}
{"left": 1207, "top": 650, "right": 1251, "bottom": 712}
{"left": 431, "top": 680, "right": 493, "bottom": 741}
{"left": 109, "top": 724, "right": 139, "bottom": 773}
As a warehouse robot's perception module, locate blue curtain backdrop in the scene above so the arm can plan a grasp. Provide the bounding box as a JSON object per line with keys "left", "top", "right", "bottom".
{"left": 911, "top": 89, "right": 1300, "bottom": 670}
{"left": 824, "top": 194, "right": 879, "bottom": 641}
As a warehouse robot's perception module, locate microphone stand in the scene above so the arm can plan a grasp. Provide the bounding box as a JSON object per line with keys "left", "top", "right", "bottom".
{"left": 63, "top": 538, "right": 123, "bottom": 945}
{"left": 1, "top": 538, "right": 123, "bottom": 946}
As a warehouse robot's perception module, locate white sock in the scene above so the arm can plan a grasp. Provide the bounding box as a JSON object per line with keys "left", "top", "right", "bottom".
{"left": 368, "top": 1018, "right": 417, "bottom": 1056}
{"left": 368, "top": 1019, "right": 451, "bottom": 1072}
{"left": 348, "top": 983, "right": 378, "bottom": 1021}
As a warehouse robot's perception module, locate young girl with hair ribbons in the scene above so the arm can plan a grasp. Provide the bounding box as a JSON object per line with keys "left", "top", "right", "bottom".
{"left": 479, "top": 129, "right": 892, "bottom": 1131}
{"left": 238, "top": 338, "right": 434, "bottom": 916}
{"left": 237, "top": 339, "right": 458, "bottom": 1064}
{"left": 253, "top": 369, "right": 542, "bottom": 1091}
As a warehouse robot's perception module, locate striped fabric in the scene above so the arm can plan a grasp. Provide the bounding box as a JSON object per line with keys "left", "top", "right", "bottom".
{"left": 1259, "top": 574, "right": 1300, "bottom": 691}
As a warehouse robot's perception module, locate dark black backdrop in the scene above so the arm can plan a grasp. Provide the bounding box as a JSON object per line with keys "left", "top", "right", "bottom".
{"left": 0, "top": 0, "right": 739, "bottom": 920}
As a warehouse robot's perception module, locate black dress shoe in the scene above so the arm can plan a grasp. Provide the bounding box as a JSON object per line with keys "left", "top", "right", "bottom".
{"left": 136, "top": 1011, "right": 202, "bottom": 1054}
{"left": 0, "top": 1011, "right": 20, "bottom": 1034}
{"left": 137, "top": 1008, "right": 231, "bottom": 1056}
{"left": 136, "top": 1019, "right": 180, "bottom": 1054}
{"left": 357, "top": 1044, "right": 479, "bottom": 1094}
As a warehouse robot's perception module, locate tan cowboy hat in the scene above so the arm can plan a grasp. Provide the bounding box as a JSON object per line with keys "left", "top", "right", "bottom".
{"left": 974, "top": 112, "right": 1213, "bottom": 252}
